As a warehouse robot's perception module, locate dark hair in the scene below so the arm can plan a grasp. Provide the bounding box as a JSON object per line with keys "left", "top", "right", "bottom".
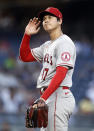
{"left": 57, "top": 17, "right": 60, "bottom": 21}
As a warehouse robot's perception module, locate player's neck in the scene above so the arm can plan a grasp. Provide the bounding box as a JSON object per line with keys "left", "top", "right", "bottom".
{"left": 49, "top": 28, "right": 63, "bottom": 41}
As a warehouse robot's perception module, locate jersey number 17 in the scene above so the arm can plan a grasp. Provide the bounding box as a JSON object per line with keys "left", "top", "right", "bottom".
{"left": 42, "top": 68, "right": 49, "bottom": 80}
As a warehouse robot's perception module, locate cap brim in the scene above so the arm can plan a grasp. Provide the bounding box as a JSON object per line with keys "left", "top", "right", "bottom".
{"left": 38, "top": 11, "right": 56, "bottom": 21}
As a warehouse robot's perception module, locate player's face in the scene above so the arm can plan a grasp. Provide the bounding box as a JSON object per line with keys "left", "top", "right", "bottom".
{"left": 42, "top": 15, "right": 62, "bottom": 32}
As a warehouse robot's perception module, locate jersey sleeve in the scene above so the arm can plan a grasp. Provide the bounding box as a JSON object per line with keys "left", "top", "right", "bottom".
{"left": 56, "top": 41, "right": 75, "bottom": 69}
{"left": 31, "top": 44, "right": 44, "bottom": 63}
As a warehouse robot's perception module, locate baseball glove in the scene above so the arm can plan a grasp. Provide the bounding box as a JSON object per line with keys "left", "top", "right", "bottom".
{"left": 25, "top": 98, "right": 48, "bottom": 128}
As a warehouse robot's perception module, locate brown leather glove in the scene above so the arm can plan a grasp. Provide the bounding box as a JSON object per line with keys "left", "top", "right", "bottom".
{"left": 25, "top": 98, "right": 48, "bottom": 128}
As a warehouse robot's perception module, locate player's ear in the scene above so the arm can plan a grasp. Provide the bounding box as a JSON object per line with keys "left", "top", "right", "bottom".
{"left": 58, "top": 18, "right": 62, "bottom": 25}
{"left": 57, "top": 17, "right": 62, "bottom": 25}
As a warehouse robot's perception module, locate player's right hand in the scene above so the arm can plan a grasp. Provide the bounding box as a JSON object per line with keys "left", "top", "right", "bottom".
{"left": 25, "top": 17, "right": 41, "bottom": 36}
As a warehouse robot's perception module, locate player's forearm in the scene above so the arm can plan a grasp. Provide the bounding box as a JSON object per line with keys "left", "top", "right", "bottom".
{"left": 40, "top": 66, "right": 68, "bottom": 100}
{"left": 19, "top": 34, "right": 36, "bottom": 62}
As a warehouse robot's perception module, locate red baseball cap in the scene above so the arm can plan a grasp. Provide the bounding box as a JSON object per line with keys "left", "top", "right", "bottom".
{"left": 38, "top": 7, "right": 63, "bottom": 21}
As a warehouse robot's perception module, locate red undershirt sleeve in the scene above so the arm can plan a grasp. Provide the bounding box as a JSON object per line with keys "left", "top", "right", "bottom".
{"left": 19, "top": 34, "right": 36, "bottom": 62}
{"left": 40, "top": 66, "right": 68, "bottom": 101}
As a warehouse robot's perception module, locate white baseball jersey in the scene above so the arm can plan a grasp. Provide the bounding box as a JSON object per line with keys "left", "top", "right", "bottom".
{"left": 31, "top": 34, "right": 76, "bottom": 88}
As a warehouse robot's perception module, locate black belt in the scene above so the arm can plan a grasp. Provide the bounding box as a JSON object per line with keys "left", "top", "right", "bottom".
{"left": 40, "top": 86, "right": 69, "bottom": 95}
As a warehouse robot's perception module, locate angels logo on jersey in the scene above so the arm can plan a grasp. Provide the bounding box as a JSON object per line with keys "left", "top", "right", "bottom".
{"left": 61, "top": 52, "right": 71, "bottom": 62}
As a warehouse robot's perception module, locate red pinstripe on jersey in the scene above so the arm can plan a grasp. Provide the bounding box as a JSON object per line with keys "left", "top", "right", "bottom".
{"left": 54, "top": 93, "right": 57, "bottom": 131}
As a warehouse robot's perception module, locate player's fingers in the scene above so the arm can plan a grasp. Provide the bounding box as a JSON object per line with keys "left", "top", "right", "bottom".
{"left": 33, "top": 17, "right": 37, "bottom": 23}
{"left": 36, "top": 21, "right": 41, "bottom": 29}
{"left": 33, "top": 17, "right": 40, "bottom": 25}
{"left": 29, "top": 19, "right": 33, "bottom": 25}
{"left": 36, "top": 27, "right": 40, "bottom": 32}
{"left": 35, "top": 18, "right": 38, "bottom": 23}
{"left": 33, "top": 104, "right": 37, "bottom": 108}
{"left": 29, "top": 19, "right": 32, "bottom": 22}
{"left": 37, "top": 101, "right": 45, "bottom": 107}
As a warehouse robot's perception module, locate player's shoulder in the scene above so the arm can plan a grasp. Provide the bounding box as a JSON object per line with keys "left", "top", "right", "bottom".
{"left": 56, "top": 34, "right": 76, "bottom": 53}
{"left": 41, "top": 40, "right": 51, "bottom": 48}
{"left": 61, "top": 34, "right": 74, "bottom": 46}
{"left": 58, "top": 34, "right": 75, "bottom": 49}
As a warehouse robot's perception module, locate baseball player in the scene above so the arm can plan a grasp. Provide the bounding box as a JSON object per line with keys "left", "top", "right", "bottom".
{"left": 19, "top": 7, "right": 76, "bottom": 131}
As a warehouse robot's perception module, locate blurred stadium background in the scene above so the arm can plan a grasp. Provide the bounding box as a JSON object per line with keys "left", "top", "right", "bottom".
{"left": 0, "top": 0, "right": 94, "bottom": 131}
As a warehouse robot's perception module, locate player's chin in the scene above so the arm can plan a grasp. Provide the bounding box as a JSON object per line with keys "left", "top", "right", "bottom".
{"left": 44, "top": 27, "right": 53, "bottom": 32}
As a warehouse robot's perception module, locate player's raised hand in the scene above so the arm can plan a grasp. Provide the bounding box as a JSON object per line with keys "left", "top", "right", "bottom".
{"left": 25, "top": 17, "right": 41, "bottom": 35}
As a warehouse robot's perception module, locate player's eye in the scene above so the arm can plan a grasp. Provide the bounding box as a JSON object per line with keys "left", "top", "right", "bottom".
{"left": 48, "top": 16, "right": 52, "bottom": 19}
{"left": 43, "top": 15, "right": 52, "bottom": 21}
